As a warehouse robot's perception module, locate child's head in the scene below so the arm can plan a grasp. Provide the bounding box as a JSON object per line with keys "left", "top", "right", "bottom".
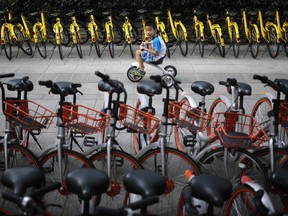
{"left": 145, "top": 22, "right": 157, "bottom": 39}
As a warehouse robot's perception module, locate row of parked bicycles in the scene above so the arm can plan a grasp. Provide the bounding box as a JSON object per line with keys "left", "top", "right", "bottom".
{"left": 0, "top": 69, "right": 287, "bottom": 215}
{"left": 1, "top": 0, "right": 288, "bottom": 60}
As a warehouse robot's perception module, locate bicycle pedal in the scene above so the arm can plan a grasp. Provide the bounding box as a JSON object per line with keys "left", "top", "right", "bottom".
{"left": 83, "top": 136, "right": 98, "bottom": 147}
{"left": 183, "top": 135, "right": 197, "bottom": 147}
{"left": 115, "top": 157, "right": 124, "bottom": 167}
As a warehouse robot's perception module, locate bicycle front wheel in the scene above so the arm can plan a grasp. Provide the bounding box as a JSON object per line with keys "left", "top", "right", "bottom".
{"left": 35, "top": 27, "right": 47, "bottom": 58}
{"left": 215, "top": 30, "right": 225, "bottom": 57}
{"left": 75, "top": 29, "right": 83, "bottom": 58}
{"left": 232, "top": 25, "right": 240, "bottom": 58}
{"left": 198, "top": 147, "right": 269, "bottom": 190}
{"left": 267, "top": 26, "right": 280, "bottom": 58}
{"left": 92, "top": 25, "right": 101, "bottom": 57}
{"left": 249, "top": 26, "right": 259, "bottom": 58}
{"left": 177, "top": 26, "right": 188, "bottom": 56}
{"left": 3, "top": 27, "right": 12, "bottom": 60}
{"left": 138, "top": 147, "right": 200, "bottom": 216}
{"left": 89, "top": 149, "right": 142, "bottom": 209}
{"left": 40, "top": 149, "right": 94, "bottom": 216}
{"left": 58, "top": 44, "right": 63, "bottom": 60}
{"left": 127, "top": 66, "right": 143, "bottom": 82}
{"left": 251, "top": 97, "right": 272, "bottom": 132}
{"left": 14, "top": 26, "right": 32, "bottom": 56}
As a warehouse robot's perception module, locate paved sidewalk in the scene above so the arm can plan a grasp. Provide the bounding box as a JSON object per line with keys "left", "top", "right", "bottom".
{"left": 0, "top": 43, "right": 287, "bottom": 151}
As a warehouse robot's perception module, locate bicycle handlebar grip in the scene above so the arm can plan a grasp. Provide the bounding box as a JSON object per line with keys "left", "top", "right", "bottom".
{"left": 2, "top": 192, "right": 22, "bottom": 206}
{"left": 30, "top": 182, "right": 61, "bottom": 198}
{"left": 253, "top": 74, "right": 268, "bottom": 83}
{"left": 38, "top": 80, "right": 53, "bottom": 88}
{"left": 128, "top": 195, "right": 159, "bottom": 210}
{"left": 95, "top": 71, "right": 110, "bottom": 81}
{"left": 0, "top": 73, "right": 15, "bottom": 79}
{"left": 22, "top": 76, "right": 29, "bottom": 82}
{"left": 227, "top": 78, "right": 237, "bottom": 86}
{"left": 72, "top": 83, "right": 82, "bottom": 88}
{"left": 219, "top": 81, "right": 227, "bottom": 86}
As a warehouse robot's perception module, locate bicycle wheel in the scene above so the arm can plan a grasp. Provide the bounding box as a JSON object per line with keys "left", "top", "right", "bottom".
{"left": 164, "top": 65, "right": 177, "bottom": 77}
{"left": 127, "top": 66, "right": 143, "bottom": 82}
{"left": 75, "top": 28, "right": 83, "bottom": 59}
{"left": 77, "top": 20, "right": 89, "bottom": 45}
{"left": 198, "top": 147, "right": 269, "bottom": 190}
{"left": 0, "top": 144, "right": 42, "bottom": 212}
{"left": 92, "top": 25, "right": 101, "bottom": 57}
{"left": 267, "top": 26, "right": 280, "bottom": 58}
{"left": 223, "top": 184, "right": 257, "bottom": 216}
{"left": 14, "top": 26, "right": 32, "bottom": 56}
{"left": 89, "top": 149, "right": 142, "bottom": 209}
{"left": 251, "top": 97, "right": 272, "bottom": 132}
{"left": 138, "top": 147, "right": 200, "bottom": 216}
{"left": 249, "top": 26, "right": 259, "bottom": 58}
{"left": 207, "top": 98, "right": 228, "bottom": 135}
{"left": 40, "top": 149, "right": 94, "bottom": 216}
{"left": 35, "top": 27, "right": 47, "bottom": 59}
{"left": 215, "top": 30, "right": 225, "bottom": 57}
{"left": 128, "top": 42, "right": 134, "bottom": 58}
{"left": 46, "top": 22, "right": 56, "bottom": 45}
{"left": 58, "top": 44, "right": 63, "bottom": 60}
{"left": 177, "top": 26, "right": 188, "bottom": 56}
{"left": 232, "top": 26, "right": 240, "bottom": 58}
{"left": 3, "top": 27, "right": 12, "bottom": 60}
{"left": 165, "top": 42, "right": 171, "bottom": 58}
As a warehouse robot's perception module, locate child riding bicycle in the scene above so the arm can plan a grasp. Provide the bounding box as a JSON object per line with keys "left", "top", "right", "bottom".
{"left": 135, "top": 22, "right": 167, "bottom": 77}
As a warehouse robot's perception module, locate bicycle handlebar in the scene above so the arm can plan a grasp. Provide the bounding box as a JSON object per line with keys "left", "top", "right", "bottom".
{"left": 95, "top": 71, "right": 110, "bottom": 81}
{"left": 0, "top": 73, "right": 15, "bottom": 79}
{"left": 253, "top": 74, "right": 269, "bottom": 84}
{"left": 219, "top": 78, "right": 237, "bottom": 87}
{"left": 38, "top": 80, "right": 53, "bottom": 88}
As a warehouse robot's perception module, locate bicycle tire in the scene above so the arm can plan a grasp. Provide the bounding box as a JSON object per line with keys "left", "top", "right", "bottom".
{"left": 108, "top": 25, "right": 114, "bottom": 58}
{"left": 40, "top": 149, "right": 94, "bottom": 216}
{"left": 165, "top": 42, "right": 171, "bottom": 58}
{"left": 100, "top": 19, "right": 122, "bottom": 45}
{"left": 89, "top": 149, "right": 142, "bottom": 209}
{"left": 232, "top": 25, "right": 240, "bottom": 58}
{"left": 198, "top": 33, "right": 205, "bottom": 58}
{"left": 128, "top": 43, "right": 134, "bottom": 58}
{"left": 251, "top": 97, "right": 272, "bottom": 132}
{"left": 77, "top": 20, "right": 89, "bottom": 45}
{"left": 215, "top": 29, "right": 225, "bottom": 57}
{"left": 198, "top": 147, "right": 269, "bottom": 190}
{"left": 126, "top": 66, "right": 143, "bottom": 82}
{"left": 35, "top": 27, "right": 47, "bottom": 59}
{"left": 3, "top": 27, "right": 12, "bottom": 60}
{"left": 75, "top": 27, "right": 83, "bottom": 59}
{"left": 177, "top": 25, "right": 188, "bottom": 56}
{"left": 284, "top": 26, "right": 288, "bottom": 56}
{"left": 58, "top": 44, "right": 63, "bottom": 60}
{"left": 164, "top": 65, "right": 177, "bottom": 77}
{"left": 138, "top": 147, "right": 200, "bottom": 216}
{"left": 0, "top": 144, "right": 42, "bottom": 212}
{"left": 249, "top": 26, "right": 259, "bottom": 58}
{"left": 267, "top": 26, "right": 280, "bottom": 58}
{"left": 45, "top": 22, "right": 55, "bottom": 45}
{"left": 223, "top": 184, "right": 257, "bottom": 216}
{"left": 207, "top": 98, "right": 228, "bottom": 135}
{"left": 14, "top": 26, "right": 32, "bottom": 56}
{"left": 92, "top": 25, "right": 101, "bottom": 57}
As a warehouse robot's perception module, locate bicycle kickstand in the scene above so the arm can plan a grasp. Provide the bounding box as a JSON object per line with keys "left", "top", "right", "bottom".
{"left": 190, "top": 41, "right": 198, "bottom": 56}
{"left": 50, "top": 44, "right": 57, "bottom": 59}
{"left": 171, "top": 42, "right": 179, "bottom": 56}
{"left": 118, "top": 42, "right": 127, "bottom": 57}
{"left": 67, "top": 43, "right": 75, "bottom": 58}
{"left": 225, "top": 43, "right": 233, "bottom": 55}
{"left": 32, "top": 44, "right": 38, "bottom": 58}
{"left": 88, "top": 43, "right": 93, "bottom": 56}
{"left": 100, "top": 43, "right": 107, "bottom": 56}
{"left": 16, "top": 45, "right": 21, "bottom": 58}
{"left": 209, "top": 43, "right": 218, "bottom": 56}
{"left": 261, "top": 45, "right": 268, "bottom": 57}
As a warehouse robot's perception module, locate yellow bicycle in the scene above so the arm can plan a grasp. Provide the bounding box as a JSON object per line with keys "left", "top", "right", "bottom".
{"left": 257, "top": 9, "right": 281, "bottom": 58}
{"left": 50, "top": 14, "right": 65, "bottom": 59}
{"left": 275, "top": 9, "right": 288, "bottom": 56}
{"left": 166, "top": 9, "right": 188, "bottom": 56}
{"left": 206, "top": 13, "right": 225, "bottom": 57}
{"left": 223, "top": 10, "right": 241, "bottom": 58}
{"left": 154, "top": 11, "right": 170, "bottom": 57}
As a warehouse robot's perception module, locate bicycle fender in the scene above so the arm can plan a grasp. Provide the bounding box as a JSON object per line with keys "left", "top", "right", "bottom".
{"left": 137, "top": 93, "right": 148, "bottom": 108}
{"left": 182, "top": 95, "right": 197, "bottom": 108}
{"left": 219, "top": 95, "right": 232, "bottom": 108}
{"left": 262, "top": 91, "right": 274, "bottom": 102}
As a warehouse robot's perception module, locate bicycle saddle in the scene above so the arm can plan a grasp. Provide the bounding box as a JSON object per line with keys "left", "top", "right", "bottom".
{"left": 153, "top": 11, "right": 162, "bottom": 16}
{"left": 84, "top": 9, "right": 94, "bottom": 15}
{"left": 265, "top": 11, "right": 275, "bottom": 16}
{"left": 189, "top": 174, "right": 232, "bottom": 207}
{"left": 51, "top": 81, "right": 81, "bottom": 96}
{"left": 120, "top": 11, "right": 129, "bottom": 17}
{"left": 271, "top": 167, "right": 288, "bottom": 193}
{"left": 50, "top": 12, "right": 61, "bottom": 17}
{"left": 2, "top": 167, "right": 44, "bottom": 195}
{"left": 227, "top": 82, "right": 252, "bottom": 96}
{"left": 66, "top": 168, "right": 109, "bottom": 200}
{"left": 7, "top": 78, "right": 34, "bottom": 92}
{"left": 210, "top": 14, "right": 219, "bottom": 19}
{"left": 173, "top": 13, "right": 182, "bottom": 18}
{"left": 29, "top": 11, "right": 39, "bottom": 17}
{"left": 98, "top": 79, "right": 125, "bottom": 94}
{"left": 138, "top": 9, "right": 147, "bottom": 14}
{"left": 191, "top": 81, "right": 214, "bottom": 96}
{"left": 124, "top": 170, "right": 166, "bottom": 197}
{"left": 102, "top": 11, "right": 111, "bottom": 16}
{"left": 194, "top": 10, "right": 204, "bottom": 16}
{"left": 66, "top": 10, "right": 76, "bottom": 17}
{"left": 248, "top": 11, "right": 257, "bottom": 16}
{"left": 137, "top": 80, "right": 162, "bottom": 96}
{"left": 275, "top": 79, "right": 288, "bottom": 95}
{"left": 227, "top": 11, "right": 237, "bottom": 17}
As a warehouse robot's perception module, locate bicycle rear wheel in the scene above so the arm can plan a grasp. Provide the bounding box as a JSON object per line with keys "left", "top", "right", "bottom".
{"left": 232, "top": 26, "right": 240, "bottom": 58}
{"left": 249, "top": 26, "right": 259, "bottom": 58}
{"left": 138, "top": 147, "right": 200, "bottom": 216}
{"left": 92, "top": 25, "right": 101, "bottom": 57}
{"left": 75, "top": 29, "right": 83, "bottom": 58}
{"left": 58, "top": 44, "right": 63, "bottom": 60}
{"left": 35, "top": 27, "right": 47, "bottom": 58}
{"left": 127, "top": 66, "right": 143, "bottom": 82}
{"left": 165, "top": 42, "right": 171, "bottom": 58}
{"left": 128, "top": 42, "right": 134, "bottom": 58}
{"left": 40, "top": 149, "right": 94, "bottom": 216}
{"left": 177, "top": 26, "right": 188, "bottom": 56}
{"left": 3, "top": 27, "right": 12, "bottom": 60}
{"left": 14, "top": 26, "right": 32, "bottom": 56}
{"left": 198, "top": 147, "right": 269, "bottom": 190}
{"left": 77, "top": 20, "right": 89, "bottom": 45}
{"left": 89, "top": 149, "right": 142, "bottom": 209}
{"left": 267, "top": 26, "right": 280, "bottom": 58}
{"left": 215, "top": 30, "right": 225, "bottom": 57}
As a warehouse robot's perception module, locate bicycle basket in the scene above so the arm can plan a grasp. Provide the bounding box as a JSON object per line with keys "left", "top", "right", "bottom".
{"left": 168, "top": 101, "right": 213, "bottom": 133}
{"left": 118, "top": 104, "right": 160, "bottom": 134}
{"left": 279, "top": 103, "right": 288, "bottom": 127}
{"left": 214, "top": 112, "right": 269, "bottom": 149}
{"left": 4, "top": 100, "right": 56, "bottom": 131}
{"left": 62, "top": 104, "right": 110, "bottom": 135}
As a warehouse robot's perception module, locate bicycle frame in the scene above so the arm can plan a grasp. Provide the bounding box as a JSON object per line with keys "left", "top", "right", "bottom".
{"left": 206, "top": 14, "right": 225, "bottom": 47}
{"left": 225, "top": 11, "right": 240, "bottom": 43}
{"left": 275, "top": 9, "right": 288, "bottom": 42}
{"left": 167, "top": 9, "right": 188, "bottom": 41}
{"left": 155, "top": 16, "right": 169, "bottom": 43}
{"left": 257, "top": 10, "right": 281, "bottom": 43}
{"left": 20, "top": 13, "right": 31, "bottom": 40}
{"left": 53, "top": 18, "right": 63, "bottom": 45}
{"left": 32, "top": 11, "right": 47, "bottom": 43}
{"left": 241, "top": 9, "right": 260, "bottom": 43}
{"left": 87, "top": 14, "right": 99, "bottom": 43}
{"left": 193, "top": 10, "right": 205, "bottom": 42}
{"left": 122, "top": 16, "right": 133, "bottom": 44}
{"left": 105, "top": 15, "right": 114, "bottom": 43}
{"left": 70, "top": 16, "right": 81, "bottom": 44}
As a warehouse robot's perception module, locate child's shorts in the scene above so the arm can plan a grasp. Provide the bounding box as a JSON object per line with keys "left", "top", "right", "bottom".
{"left": 141, "top": 51, "right": 154, "bottom": 62}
